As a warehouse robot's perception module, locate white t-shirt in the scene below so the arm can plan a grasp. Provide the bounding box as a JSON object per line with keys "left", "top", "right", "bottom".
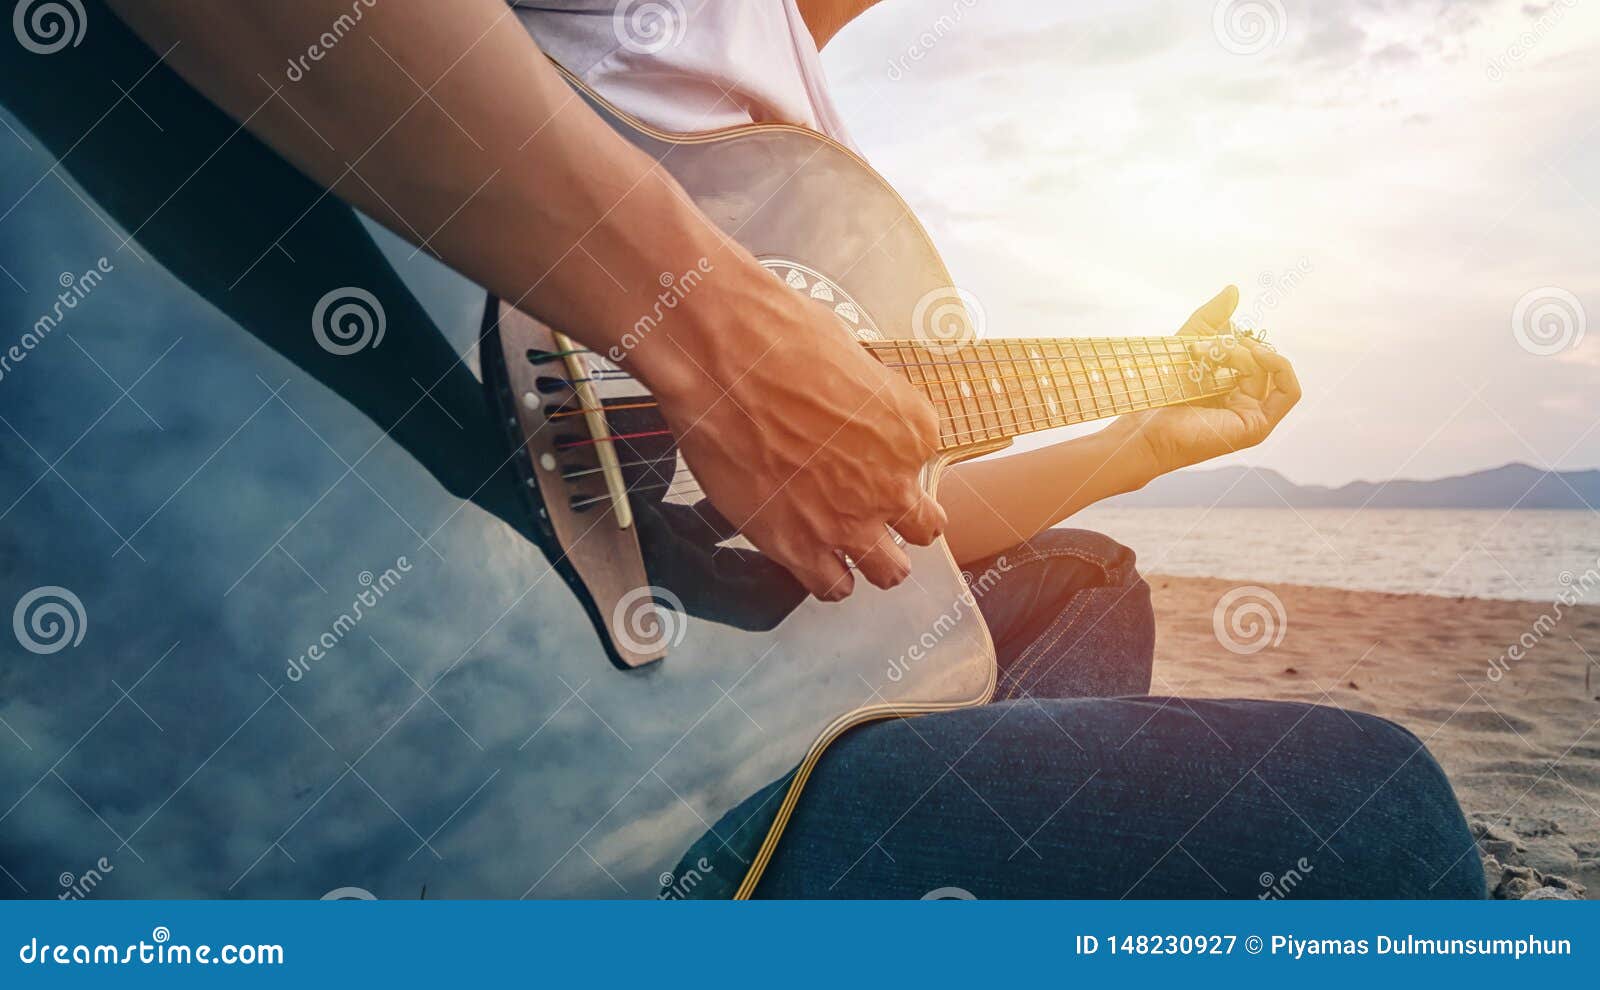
{"left": 509, "top": 1, "right": 854, "bottom": 144}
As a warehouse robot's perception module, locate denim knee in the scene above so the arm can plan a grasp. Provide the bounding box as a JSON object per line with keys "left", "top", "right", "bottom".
{"left": 1317, "top": 708, "right": 1486, "bottom": 899}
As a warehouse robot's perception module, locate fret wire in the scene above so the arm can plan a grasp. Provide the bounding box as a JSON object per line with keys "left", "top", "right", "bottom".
{"left": 907, "top": 357, "right": 1215, "bottom": 408}
{"left": 934, "top": 378, "right": 1236, "bottom": 447}
{"left": 944, "top": 374, "right": 1236, "bottom": 435}
{"left": 866, "top": 339, "right": 1237, "bottom": 439}
{"left": 1017, "top": 342, "right": 1041, "bottom": 434}
{"left": 939, "top": 345, "right": 978, "bottom": 442}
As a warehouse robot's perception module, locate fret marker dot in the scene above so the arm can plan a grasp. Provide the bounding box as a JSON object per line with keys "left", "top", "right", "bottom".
{"left": 959, "top": 381, "right": 972, "bottom": 398}
{"left": 990, "top": 378, "right": 1002, "bottom": 394}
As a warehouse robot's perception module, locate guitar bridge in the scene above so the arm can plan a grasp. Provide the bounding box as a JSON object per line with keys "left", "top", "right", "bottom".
{"left": 481, "top": 296, "right": 667, "bottom": 669}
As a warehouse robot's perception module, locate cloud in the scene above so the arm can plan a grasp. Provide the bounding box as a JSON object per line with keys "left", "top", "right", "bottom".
{"left": 823, "top": 0, "right": 1600, "bottom": 484}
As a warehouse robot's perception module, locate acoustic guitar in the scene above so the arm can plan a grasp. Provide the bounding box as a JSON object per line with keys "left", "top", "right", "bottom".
{"left": 0, "top": 67, "right": 1242, "bottom": 900}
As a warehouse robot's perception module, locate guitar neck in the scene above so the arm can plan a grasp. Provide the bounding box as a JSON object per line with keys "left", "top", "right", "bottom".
{"left": 864, "top": 336, "right": 1240, "bottom": 451}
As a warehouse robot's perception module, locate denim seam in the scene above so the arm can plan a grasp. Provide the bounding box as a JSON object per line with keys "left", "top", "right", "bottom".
{"left": 1000, "top": 544, "right": 1120, "bottom": 586}
{"left": 997, "top": 588, "right": 1096, "bottom": 700}
{"left": 1006, "top": 579, "right": 1153, "bottom": 702}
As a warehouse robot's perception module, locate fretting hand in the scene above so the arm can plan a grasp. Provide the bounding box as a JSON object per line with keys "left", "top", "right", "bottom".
{"left": 1102, "top": 285, "right": 1302, "bottom": 483}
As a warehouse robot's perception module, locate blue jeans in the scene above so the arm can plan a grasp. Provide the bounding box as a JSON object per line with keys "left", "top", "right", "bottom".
{"left": 686, "top": 530, "right": 1485, "bottom": 899}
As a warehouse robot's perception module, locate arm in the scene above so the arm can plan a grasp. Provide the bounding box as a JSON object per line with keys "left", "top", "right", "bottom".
{"left": 938, "top": 431, "right": 1155, "bottom": 566}
{"left": 797, "top": 0, "right": 885, "bottom": 48}
{"left": 105, "top": 0, "right": 944, "bottom": 600}
{"left": 941, "top": 287, "right": 1303, "bottom": 565}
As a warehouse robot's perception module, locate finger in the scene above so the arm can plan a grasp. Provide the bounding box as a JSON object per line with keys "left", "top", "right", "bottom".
{"left": 1214, "top": 335, "right": 1267, "bottom": 400}
{"left": 849, "top": 528, "right": 913, "bottom": 590}
{"left": 1252, "top": 346, "right": 1302, "bottom": 422}
{"left": 792, "top": 550, "right": 854, "bottom": 602}
{"left": 889, "top": 490, "right": 946, "bottom": 547}
{"left": 1178, "top": 285, "right": 1240, "bottom": 335}
{"left": 1223, "top": 390, "right": 1271, "bottom": 443}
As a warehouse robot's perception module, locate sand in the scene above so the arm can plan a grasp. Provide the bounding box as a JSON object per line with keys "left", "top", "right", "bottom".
{"left": 1148, "top": 575, "right": 1600, "bottom": 899}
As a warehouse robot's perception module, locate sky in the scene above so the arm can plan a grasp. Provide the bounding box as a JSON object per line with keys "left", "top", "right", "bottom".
{"left": 820, "top": 0, "right": 1600, "bottom": 486}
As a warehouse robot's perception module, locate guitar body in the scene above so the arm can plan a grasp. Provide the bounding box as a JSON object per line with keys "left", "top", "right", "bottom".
{"left": 0, "top": 74, "right": 997, "bottom": 897}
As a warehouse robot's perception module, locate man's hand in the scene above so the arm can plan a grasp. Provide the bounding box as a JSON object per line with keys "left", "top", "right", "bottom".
{"left": 648, "top": 274, "right": 946, "bottom": 601}
{"left": 1103, "top": 285, "right": 1302, "bottom": 483}
{"left": 101, "top": 0, "right": 943, "bottom": 602}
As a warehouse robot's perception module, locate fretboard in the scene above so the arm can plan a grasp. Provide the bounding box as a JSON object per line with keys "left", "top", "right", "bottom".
{"left": 865, "top": 336, "right": 1240, "bottom": 450}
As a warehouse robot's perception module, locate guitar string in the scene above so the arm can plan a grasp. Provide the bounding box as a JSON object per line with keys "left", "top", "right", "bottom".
{"left": 556, "top": 377, "right": 1239, "bottom": 511}
{"left": 534, "top": 343, "right": 1240, "bottom": 432}
{"left": 542, "top": 368, "right": 1239, "bottom": 446}
{"left": 542, "top": 375, "right": 1240, "bottom": 464}
{"left": 529, "top": 338, "right": 1249, "bottom": 513}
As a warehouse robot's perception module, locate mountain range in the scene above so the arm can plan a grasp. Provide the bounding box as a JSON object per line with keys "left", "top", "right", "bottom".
{"left": 1104, "top": 463, "right": 1600, "bottom": 510}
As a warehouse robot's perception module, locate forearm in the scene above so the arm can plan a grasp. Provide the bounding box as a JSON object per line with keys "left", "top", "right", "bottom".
{"left": 939, "top": 430, "right": 1156, "bottom": 566}
{"left": 104, "top": 0, "right": 755, "bottom": 399}
{"left": 796, "top": 1, "right": 886, "bottom": 48}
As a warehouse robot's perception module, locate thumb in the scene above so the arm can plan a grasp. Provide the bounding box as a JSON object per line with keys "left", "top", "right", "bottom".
{"left": 1178, "top": 285, "right": 1240, "bottom": 335}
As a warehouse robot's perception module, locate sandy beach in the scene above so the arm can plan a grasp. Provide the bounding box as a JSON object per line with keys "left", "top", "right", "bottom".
{"left": 1149, "top": 576, "right": 1600, "bottom": 899}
